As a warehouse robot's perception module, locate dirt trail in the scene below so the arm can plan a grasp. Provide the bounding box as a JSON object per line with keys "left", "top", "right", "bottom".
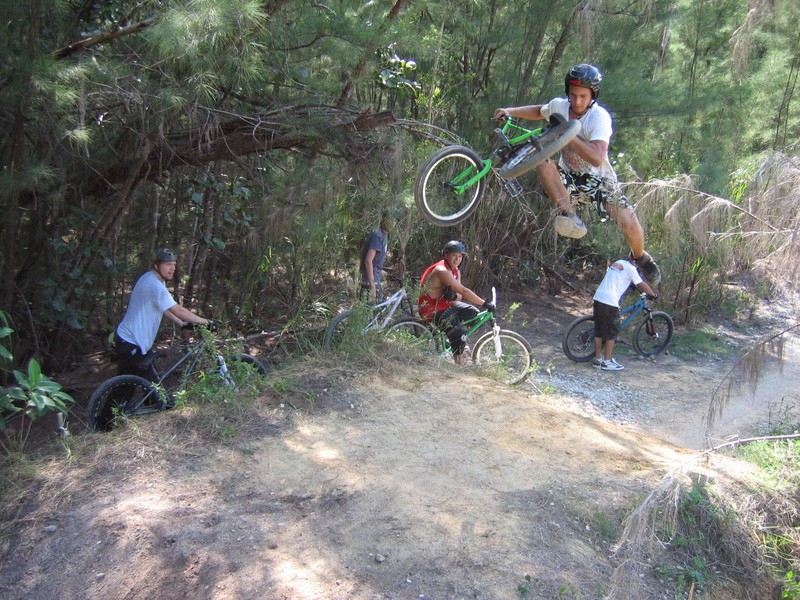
{"left": 0, "top": 291, "right": 795, "bottom": 600}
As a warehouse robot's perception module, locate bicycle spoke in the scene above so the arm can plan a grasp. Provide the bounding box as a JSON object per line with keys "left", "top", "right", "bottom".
{"left": 562, "top": 316, "right": 596, "bottom": 362}
{"left": 386, "top": 319, "right": 438, "bottom": 353}
{"left": 633, "top": 312, "right": 674, "bottom": 357}
{"left": 473, "top": 330, "right": 533, "bottom": 385}
{"left": 415, "top": 146, "right": 486, "bottom": 226}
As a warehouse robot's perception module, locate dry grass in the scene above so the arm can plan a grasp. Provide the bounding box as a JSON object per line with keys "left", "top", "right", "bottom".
{"left": 607, "top": 437, "right": 800, "bottom": 600}
{"left": 629, "top": 153, "right": 800, "bottom": 297}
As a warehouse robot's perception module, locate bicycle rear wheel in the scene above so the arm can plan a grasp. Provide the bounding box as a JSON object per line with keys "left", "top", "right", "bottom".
{"left": 498, "top": 121, "right": 580, "bottom": 179}
{"left": 87, "top": 374, "right": 163, "bottom": 432}
{"left": 414, "top": 145, "right": 486, "bottom": 226}
{"left": 324, "top": 310, "right": 353, "bottom": 350}
{"left": 633, "top": 311, "right": 674, "bottom": 357}
{"left": 472, "top": 329, "right": 533, "bottom": 385}
{"left": 562, "top": 315, "right": 596, "bottom": 363}
{"left": 385, "top": 318, "right": 439, "bottom": 353}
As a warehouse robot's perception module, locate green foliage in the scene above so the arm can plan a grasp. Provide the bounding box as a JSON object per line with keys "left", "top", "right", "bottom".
{"left": 0, "top": 312, "right": 13, "bottom": 365}
{"left": 0, "top": 358, "right": 75, "bottom": 451}
{"left": 782, "top": 571, "right": 800, "bottom": 600}
{"left": 2, "top": 0, "right": 799, "bottom": 370}
{"left": 378, "top": 44, "right": 421, "bottom": 96}
{"left": 0, "top": 310, "right": 75, "bottom": 438}
{"left": 588, "top": 507, "right": 622, "bottom": 543}
{"left": 670, "top": 327, "right": 736, "bottom": 361}
{"left": 652, "top": 481, "right": 725, "bottom": 594}
{"left": 517, "top": 573, "right": 534, "bottom": 597}
{"left": 735, "top": 438, "right": 800, "bottom": 495}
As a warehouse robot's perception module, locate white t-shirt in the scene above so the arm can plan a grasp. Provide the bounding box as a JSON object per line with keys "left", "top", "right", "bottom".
{"left": 540, "top": 97, "right": 616, "bottom": 180}
{"left": 117, "top": 270, "right": 177, "bottom": 353}
{"left": 593, "top": 260, "right": 643, "bottom": 308}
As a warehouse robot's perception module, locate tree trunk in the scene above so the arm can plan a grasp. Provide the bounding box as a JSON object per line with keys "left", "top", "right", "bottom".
{"left": 539, "top": 3, "right": 583, "bottom": 96}
{"left": 337, "top": 0, "right": 407, "bottom": 107}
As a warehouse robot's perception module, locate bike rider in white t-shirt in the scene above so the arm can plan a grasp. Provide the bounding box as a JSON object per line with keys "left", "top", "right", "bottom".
{"left": 113, "top": 248, "right": 213, "bottom": 379}
{"left": 494, "top": 64, "right": 660, "bottom": 285}
{"left": 592, "top": 259, "right": 658, "bottom": 371}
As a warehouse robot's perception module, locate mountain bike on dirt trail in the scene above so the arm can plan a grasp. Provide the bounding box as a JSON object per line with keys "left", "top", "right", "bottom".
{"left": 87, "top": 326, "right": 268, "bottom": 432}
{"left": 387, "top": 288, "right": 534, "bottom": 386}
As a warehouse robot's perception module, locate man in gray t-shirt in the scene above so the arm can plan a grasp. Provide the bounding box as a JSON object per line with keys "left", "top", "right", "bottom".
{"left": 360, "top": 208, "right": 399, "bottom": 301}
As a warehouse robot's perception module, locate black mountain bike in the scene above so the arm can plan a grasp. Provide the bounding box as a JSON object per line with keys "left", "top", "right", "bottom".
{"left": 87, "top": 329, "right": 268, "bottom": 432}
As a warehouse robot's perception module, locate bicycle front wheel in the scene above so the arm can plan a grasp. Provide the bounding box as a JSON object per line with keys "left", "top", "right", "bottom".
{"left": 633, "top": 311, "right": 674, "bottom": 357}
{"left": 225, "top": 354, "right": 269, "bottom": 383}
{"left": 385, "top": 318, "right": 439, "bottom": 353}
{"left": 414, "top": 145, "right": 486, "bottom": 226}
{"left": 472, "top": 329, "right": 533, "bottom": 385}
{"left": 562, "top": 315, "right": 596, "bottom": 363}
{"left": 324, "top": 310, "right": 353, "bottom": 350}
{"left": 87, "top": 374, "right": 162, "bottom": 432}
{"left": 498, "top": 121, "right": 580, "bottom": 179}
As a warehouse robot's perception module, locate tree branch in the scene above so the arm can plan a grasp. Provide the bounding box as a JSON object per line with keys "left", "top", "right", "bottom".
{"left": 53, "top": 17, "right": 156, "bottom": 59}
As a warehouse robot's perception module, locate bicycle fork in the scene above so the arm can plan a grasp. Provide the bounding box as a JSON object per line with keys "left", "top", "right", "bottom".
{"left": 217, "top": 355, "right": 236, "bottom": 387}
{"left": 491, "top": 322, "right": 503, "bottom": 360}
{"left": 644, "top": 313, "right": 658, "bottom": 338}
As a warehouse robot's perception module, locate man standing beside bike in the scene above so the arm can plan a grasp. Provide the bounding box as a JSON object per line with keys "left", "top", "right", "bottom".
{"left": 113, "top": 248, "right": 214, "bottom": 380}
{"left": 361, "top": 208, "right": 400, "bottom": 302}
{"left": 592, "top": 259, "right": 658, "bottom": 371}
{"left": 418, "top": 240, "right": 494, "bottom": 365}
{"left": 494, "top": 63, "right": 660, "bottom": 285}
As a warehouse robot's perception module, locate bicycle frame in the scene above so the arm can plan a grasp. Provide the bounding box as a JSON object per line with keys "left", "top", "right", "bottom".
{"left": 618, "top": 296, "right": 648, "bottom": 332}
{"left": 446, "top": 121, "right": 544, "bottom": 196}
{"left": 364, "top": 287, "right": 409, "bottom": 332}
{"left": 126, "top": 337, "right": 240, "bottom": 412}
{"left": 433, "top": 289, "right": 498, "bottom": 352}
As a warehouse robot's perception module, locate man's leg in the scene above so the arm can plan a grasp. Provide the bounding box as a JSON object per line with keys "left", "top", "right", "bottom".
{"left": 434, "top": 304, "right": 476, "bottom": 365}
{"left": 535, "top": 160, "right": 588, "bottom": 239}
{"left": 604, "top": 196, "right": 661, "bottom": 285}
{"left": 605, "top": 203, "right": 644, "bottom": 258}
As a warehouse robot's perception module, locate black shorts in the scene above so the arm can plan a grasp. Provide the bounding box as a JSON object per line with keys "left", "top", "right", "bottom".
{"left": 112, "top": 333, "right": 158, "bottom": 380}
{"left": 433, "top": 302, "right": 479, "bottom": 356}
{"left": 593, "top": 301, "right": 620, "bottom": 342}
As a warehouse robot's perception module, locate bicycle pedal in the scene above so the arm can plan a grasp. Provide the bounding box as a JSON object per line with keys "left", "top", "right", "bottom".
{"left": 503, "top": 177, "right": 524, "bottom": 197}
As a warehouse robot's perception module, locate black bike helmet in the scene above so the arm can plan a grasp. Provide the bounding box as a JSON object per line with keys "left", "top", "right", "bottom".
{"left": 564, "top": 63, "right": 603, "bottom": 99}
{"left": 442, "top": 240, "right": 467, "bottom": 255}
{"left": 155, "top": 248, "right": 177, "bottom": 263}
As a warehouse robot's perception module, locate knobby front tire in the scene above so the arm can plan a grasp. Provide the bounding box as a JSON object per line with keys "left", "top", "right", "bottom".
{"left": 497, "top": 121, "right": 581, "bottom": 180}
{"left": 226, "top": 354, "right": 269, "bottom": 384}
{"left": 562, "top": 315, "right": 596, "bottom": 363}
{"left": 87, "top": 374, "right": 162, "bottom": 432}
{"left": 472, "top": 329, "right": 533, "bottom": 386}
{"left": 633, "top": 311, "right": 674, "bottom": 357}
{"left": 385, "top": 318, "right": 440, "bottom": 354}
{"left": 414, "top": 145, "right": 487, "bottom": 226}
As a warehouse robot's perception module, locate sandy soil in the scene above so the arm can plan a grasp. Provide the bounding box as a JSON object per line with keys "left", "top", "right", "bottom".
{"left": 0, "top": 291, "right": 796, "bottom": 600}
